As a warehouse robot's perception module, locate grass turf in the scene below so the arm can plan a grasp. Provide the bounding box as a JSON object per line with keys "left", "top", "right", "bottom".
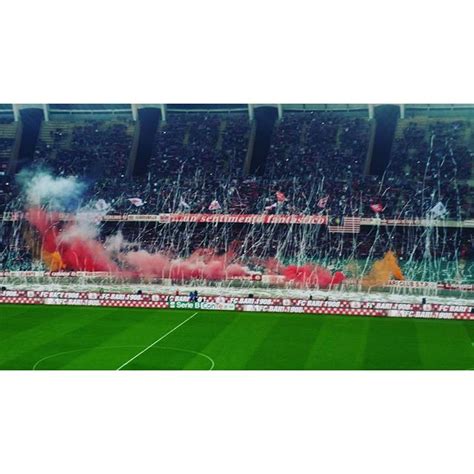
{"left": 0, "top": 304, "right": 473, "bottom": 370}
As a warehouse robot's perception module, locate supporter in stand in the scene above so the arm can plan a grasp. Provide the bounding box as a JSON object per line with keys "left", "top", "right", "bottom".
{"left": 1, "top": 111, "right": 474, "bottom": 275}
{"left": 382, "top": 120, "right": 473, "bottom": 219}
{"left": 3, "top": 111, "right": 472, "bottom": 220}
{"left": 31, "top": 120, "right": 133, "bottom": 207}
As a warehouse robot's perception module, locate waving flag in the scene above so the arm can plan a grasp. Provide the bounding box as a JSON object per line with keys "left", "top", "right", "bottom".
{"left": 128, "top": 198, "right": 144, "bottom": 207}
{"left": 208, "top": 199, "right": 221, "bottom": 211}
{"left": 276, "top": 191, "right": 286, "bottom": 203}
{"left": 317, "top": 196, "right": 329, "bottom": 209}
{"left": 370, "top": 203, "right": 384, "bottom": 213}
{"left": 427, "top": 201, "right": 448, "bottom": 219}
{"left": 264, "top": 202, "right": 278, "bottom": 212}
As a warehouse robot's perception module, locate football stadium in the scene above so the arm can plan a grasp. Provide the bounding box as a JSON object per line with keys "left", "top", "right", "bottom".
{"left": 1, "top": 103, "right": 474, "bottom": 370}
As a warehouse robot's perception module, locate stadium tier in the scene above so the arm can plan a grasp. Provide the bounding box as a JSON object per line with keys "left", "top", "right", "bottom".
{"left": 1, "top": 104, "right": 474, "bottom": 290}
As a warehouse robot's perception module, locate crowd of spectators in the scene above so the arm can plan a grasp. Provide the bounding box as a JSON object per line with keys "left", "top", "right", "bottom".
{"left": 0, "top": 176, "right": 12, "bottom": 211}
{"left": 0, "top": 244, "right": 33, "bottom": 271}
{"left": 0, "top": 138, "right": 14, "bottom": 172}
{"left": 1, "top": 111, "right": 474, "bottom": 274}
{"left": 150, "top": 112, "right": 250, "bottom": 177}
{"left": 107, "top": 112, "right": 251, "bottom": 214}
{"left": 1, "top": 113, "right": 474, "bottom": 221}
{"left": 240, "top": 115, "right": 473, "bottom": 220}
{"left": 0, "top": 120, "right": 15, "bottom": 209}
{"left": 251, "top": 112, "right": 370, "bottom": 215}
{"left": 379, "top": 120, "right": 473, "bottom": 219}
{"left": 33, "top": 120, "right": 133, "bottom": 192}
{"left": 0, "top": 218, "right": 34, "bottom": 270}
{"left": 104, "top": 112, "right": 371, "bottom": 216}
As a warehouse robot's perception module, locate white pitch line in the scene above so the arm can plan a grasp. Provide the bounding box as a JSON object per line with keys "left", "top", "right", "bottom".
{"left": 33, "top": 344, "right": 214, "bottom": 370}
{"left": 116, "top": 312, "right": 199, "bottom": 370}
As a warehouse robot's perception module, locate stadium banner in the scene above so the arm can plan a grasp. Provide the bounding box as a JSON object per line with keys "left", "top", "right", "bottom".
{"left": 157, "top": 213, "right": 328, "bottom": 225}
{"left": 1, "top": 290, "right": 473, "bottom": 320}
{"left": 124, "top": 214, "right": 161, "bottom": 222}
{"left": 1, "top": 211, "right": 473, "bottom": 228}
{"left": 359, "top": 217, "right": 464, "bottom": 228}
{"left": 386, "top": 280, "right": 474, "bottom": 291}
{"left": 240, "top": 304, "right": 305, "bottom": 313}
{"left": 169, "top": 301, "right": 236, "bottom": 311}
{"left": 0, "top": 212, "right": 329, "bottom": 225}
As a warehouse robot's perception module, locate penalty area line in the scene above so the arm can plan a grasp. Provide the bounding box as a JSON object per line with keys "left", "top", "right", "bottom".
{"left": 116, "top": 312, "right": 199, "bottom": 370}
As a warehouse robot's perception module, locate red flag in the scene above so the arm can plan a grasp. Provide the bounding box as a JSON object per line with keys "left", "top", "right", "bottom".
{"left": 208, "top": 199, "right": 221, "bottom": 211}
{"left": 317, "top": 196, "right": 329, "bottom": 208}
{"left": 276, "top": 191, "right": 286, "bottom": 202}
{"left": 128, "top": 198, "right": 144, "bottom": 207}
{"left": 370, "top": 203, "right": 383, "bottom": 213}
{"left": 264, "top": 202, "right": 278, "bottom": 212}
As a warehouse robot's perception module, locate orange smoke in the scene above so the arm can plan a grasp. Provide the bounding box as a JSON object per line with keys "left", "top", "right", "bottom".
{"left": 362, "top": 251, "right": 404, "bottom": 288}
{"left": 42, "top": 250, "right": 65, "bottom": 272}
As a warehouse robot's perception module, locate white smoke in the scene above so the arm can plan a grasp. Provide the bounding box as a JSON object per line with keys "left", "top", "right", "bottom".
{"left": 105, "top": 231, "right": 130, "bottom": 253}
{"left": 95, "top": 199, "right": 110, "bottom": 212}
{"left": 17, "top": 169, "right": 86, "bottom": 210}
{"left": 16, "top": 169, "right": 116, "bottom": 245}
{"left": 60, "top": 211, "right": 99, "bottom": 243}
{"left": 61, "top": 199, "right": 112, "bottom": 243}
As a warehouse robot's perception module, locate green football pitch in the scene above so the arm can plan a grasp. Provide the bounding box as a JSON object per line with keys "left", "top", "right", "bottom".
{"left": 0, "top": 304, "right": 473, "bottom": 370}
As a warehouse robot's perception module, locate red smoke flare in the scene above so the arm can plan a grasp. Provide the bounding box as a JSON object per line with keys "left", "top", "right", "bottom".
{"left": 123, "top": 249, "right": 249, "bottom": 281}
{"left": 26, "top": 207, "right": 119, "bottom": 272}
{"left": 26, "top": 207, "right": 345, "bottom": 286}
{"left": 277, "top": 263, "right": 345, "bottom": 288}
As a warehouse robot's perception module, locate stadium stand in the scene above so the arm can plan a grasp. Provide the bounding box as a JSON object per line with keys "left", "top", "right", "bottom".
{"left": 27, "top": 119, "right": 136, "bottom": 213}
{"left": 382, "top": 117, "right": 474, "bottom": 219}
{"left": 2, "top": 105, "right": 474, "bottom": 279}
{"left": 33, "top": 119, "right": 134, "bottom": 177}
{"left": 0, "top": 119, "right": 18, "bottom": 209}
{"left": 2, "top": 107, "right": 474, "bottom": 221}
{"left": 259, "top": 111, "right": 370, "bottom": 215}
{"left": 127, "top": 111, "right": 251, "bottom": 214}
